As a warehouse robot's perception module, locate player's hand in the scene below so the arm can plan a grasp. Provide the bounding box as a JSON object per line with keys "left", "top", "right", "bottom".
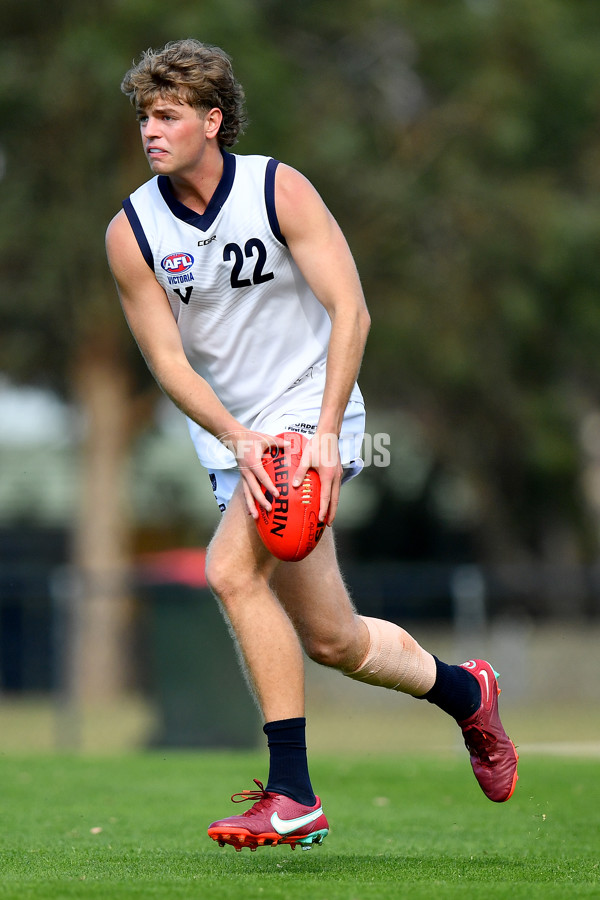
{"left": 221, "top": 430, "right": 289, "bottom": 519}
{"left": 293, "top": 431, "right": 342, "bottom": 526}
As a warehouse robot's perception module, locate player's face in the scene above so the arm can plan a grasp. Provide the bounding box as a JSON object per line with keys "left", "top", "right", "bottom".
{"left": 137, "top": 99, "right": 210, "bottom": 176}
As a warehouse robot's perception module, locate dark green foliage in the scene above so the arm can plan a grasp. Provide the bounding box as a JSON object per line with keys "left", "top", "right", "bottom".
{"left": 2, "top": 0, "right": 600, "bottom": 562}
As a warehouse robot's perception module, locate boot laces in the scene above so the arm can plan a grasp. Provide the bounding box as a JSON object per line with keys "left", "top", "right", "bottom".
{"left": 230, "top": 779, "right": 273, "bottom": 816}
{"left": 463, "top": 725, "right": 497, "bottom": 764}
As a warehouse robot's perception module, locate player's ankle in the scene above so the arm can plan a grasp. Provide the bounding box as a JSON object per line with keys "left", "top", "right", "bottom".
{"left": 263, "top": 717, "right": 316, "bottom": 806}
{"left": 420, "top": 657, "right": 482, "bottom": 720}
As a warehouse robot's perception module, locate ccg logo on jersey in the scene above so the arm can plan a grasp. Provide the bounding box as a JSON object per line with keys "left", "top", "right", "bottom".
{"left": 161, "top": 252, "right": 194, "bottom": 274}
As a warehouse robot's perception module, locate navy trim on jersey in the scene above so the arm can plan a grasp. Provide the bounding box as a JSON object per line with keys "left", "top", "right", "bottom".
{"left": 122, "top": 197, "right": 154, "bottom": 270}
{"left": 157, "top": 150, "right": 236, "bottom": 233}
{"left": 265, "top": 158, "right": 287, "bottom": 246}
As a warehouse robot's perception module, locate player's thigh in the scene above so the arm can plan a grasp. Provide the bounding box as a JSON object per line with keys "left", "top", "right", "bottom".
{"left": 206, "top": 484, "right": 277, "bottom": 595}
{"left": 270, "top": 526, "right": 358, "bottom": 647}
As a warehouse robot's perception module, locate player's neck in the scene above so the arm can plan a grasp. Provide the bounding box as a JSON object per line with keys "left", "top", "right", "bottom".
{"left": 168, "top": 147, "right": 225, "bottom": 215}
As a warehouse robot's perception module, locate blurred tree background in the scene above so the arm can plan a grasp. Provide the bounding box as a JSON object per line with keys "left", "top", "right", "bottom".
{"left": 2, "top": 0, "right": 600, "bottom": 701}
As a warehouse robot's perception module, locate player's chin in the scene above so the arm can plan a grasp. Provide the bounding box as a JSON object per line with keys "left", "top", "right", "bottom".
{"left": 146, "top": 154, "right": 171, "bottom": 172}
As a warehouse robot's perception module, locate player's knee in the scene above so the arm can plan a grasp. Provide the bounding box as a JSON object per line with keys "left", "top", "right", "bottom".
{"left": 205, "top": 546, "right": 241, "bottom": 601}
{"left": 205, "top": 542, "right": 268, "bottom": 605}
{"left": 303, "top": 629, "right": 355, "bottom": 670}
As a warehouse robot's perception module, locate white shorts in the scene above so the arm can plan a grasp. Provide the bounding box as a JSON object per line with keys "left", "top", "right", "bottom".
{"left": 208, "top": 400, "right": 366, "bottom": 512}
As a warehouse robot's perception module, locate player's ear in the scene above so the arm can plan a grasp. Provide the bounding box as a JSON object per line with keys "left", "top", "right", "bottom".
{"left": 204, "top": 107, "right": 223, "bottom": 140}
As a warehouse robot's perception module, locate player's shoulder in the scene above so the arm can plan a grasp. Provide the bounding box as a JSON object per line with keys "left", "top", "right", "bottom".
{"left": 125, "top": 174, "right": 161, "bottom": 207}
{"left": 105, "top": 208, "right": 128, "bottom": 247}
{"left": 273, "top": 161, "right": 312, "bottom": 191}
{"left": 105, "top": 207, "right": 147, "bottom": 277}
{"left": 231, "top": 151, "right": 272, "bottom": 166}
{"left": 229, "top": 151, "right": 275, "bottom": 180}
{"left": 106, "top": 176, "right": 161, "bottom": 258}
{"left": 271, "top": 161, "right": 326, "bottom": 225}
{"left": 234, "top": 154, "right": 305, "bottom": 183}
{"left": 107, "top": 175, "right": 158, "bottom": 228}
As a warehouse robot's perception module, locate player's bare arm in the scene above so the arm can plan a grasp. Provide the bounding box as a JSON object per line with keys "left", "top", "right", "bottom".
{"left": 274, "top": 163, "right": 371, "bottom": 524}
{"left": 105, "top": 210, "right": 282, "bottom": 512}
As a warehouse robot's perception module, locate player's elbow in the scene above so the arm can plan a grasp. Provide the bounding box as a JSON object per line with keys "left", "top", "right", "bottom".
{"left": 359, "top": 305, "right": 371, "bottom": 341}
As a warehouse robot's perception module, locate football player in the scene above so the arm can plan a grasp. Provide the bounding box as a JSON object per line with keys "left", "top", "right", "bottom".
{"left": 106, "top": 39, "right": 518, "bottom": 852}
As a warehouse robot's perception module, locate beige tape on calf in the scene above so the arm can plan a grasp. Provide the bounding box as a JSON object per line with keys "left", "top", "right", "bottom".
{"left": 346, "top": 616, "right": 437, "bottom": 697}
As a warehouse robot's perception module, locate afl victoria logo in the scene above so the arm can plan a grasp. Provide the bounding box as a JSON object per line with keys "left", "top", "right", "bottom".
{"left": 161, "top": 252, "right": 194, "bottom": 274}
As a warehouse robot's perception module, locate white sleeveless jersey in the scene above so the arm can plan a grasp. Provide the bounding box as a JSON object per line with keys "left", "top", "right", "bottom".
{"left": 124, "top": 152, "right": 363, "bottom": 468}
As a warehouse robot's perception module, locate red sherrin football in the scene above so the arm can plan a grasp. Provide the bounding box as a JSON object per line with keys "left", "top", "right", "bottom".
{"left": 256, "top": 432, "right": 325, "bottom": 562}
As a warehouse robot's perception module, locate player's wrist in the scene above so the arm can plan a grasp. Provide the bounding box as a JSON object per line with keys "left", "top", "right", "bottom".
{"left": 309, "top": 429, "right": 341, "bottom": 472}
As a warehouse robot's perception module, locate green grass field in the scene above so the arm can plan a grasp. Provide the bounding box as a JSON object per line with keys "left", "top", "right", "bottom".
{"left": 0, "top": 751, "right": 598, "bottom": 899}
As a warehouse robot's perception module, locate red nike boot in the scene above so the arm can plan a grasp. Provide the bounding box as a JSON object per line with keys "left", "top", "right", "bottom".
{"left": 458, "top": 659, "right": 519, "bottom": 802}
{"left": 208, "top": 780, "right": 329, "bottom": 851}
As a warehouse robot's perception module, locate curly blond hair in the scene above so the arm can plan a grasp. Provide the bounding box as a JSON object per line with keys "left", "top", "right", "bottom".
{"left": 121, "top": 39, "right": 247, "bottom": 148}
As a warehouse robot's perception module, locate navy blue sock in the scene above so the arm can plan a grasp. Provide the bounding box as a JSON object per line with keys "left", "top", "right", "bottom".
{"left": 421, "top": 657, "right": 481, "bottom": 721}
{"left": 263, "top": 717, "right": 316, "bottom": 806}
